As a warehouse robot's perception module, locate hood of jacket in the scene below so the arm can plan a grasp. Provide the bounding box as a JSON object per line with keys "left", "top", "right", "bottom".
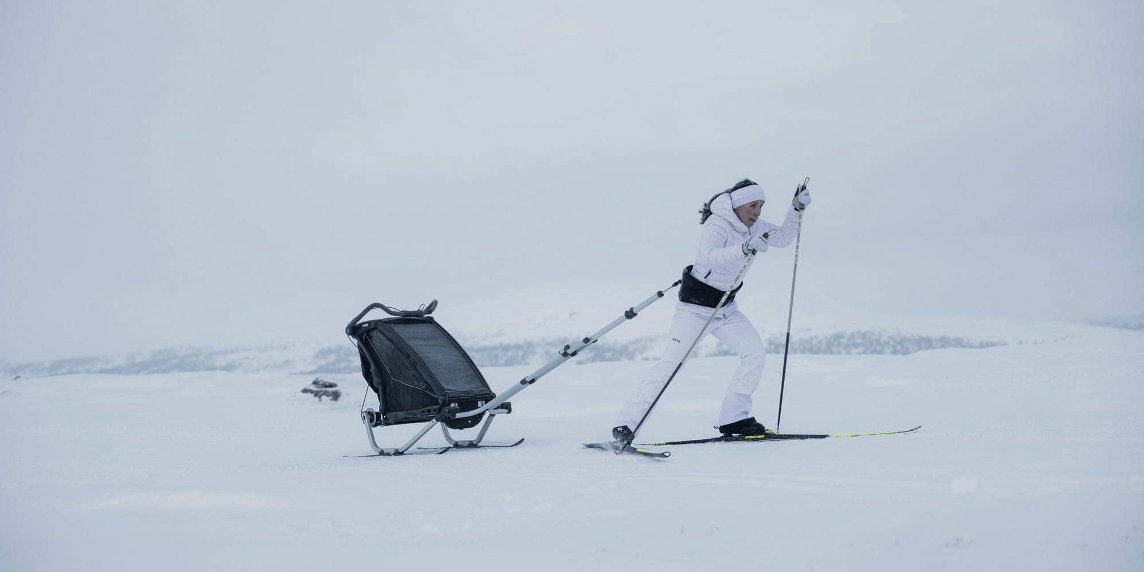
{"left": 709, "top": 193, "right": 751, "bottom": 235}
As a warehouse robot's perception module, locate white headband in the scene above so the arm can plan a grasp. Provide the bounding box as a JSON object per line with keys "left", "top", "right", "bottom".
{"left": 730, "top": 185, "right": 766, "bottom": 207}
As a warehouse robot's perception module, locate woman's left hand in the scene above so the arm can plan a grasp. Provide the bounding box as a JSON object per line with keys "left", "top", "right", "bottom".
{"left": 792, "top": 188, "right": 812, "bottom": 212}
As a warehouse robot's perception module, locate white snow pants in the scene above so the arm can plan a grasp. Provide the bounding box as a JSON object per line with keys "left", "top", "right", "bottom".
{"left": 617, "top": 302, "right": 766, "bottom": 430}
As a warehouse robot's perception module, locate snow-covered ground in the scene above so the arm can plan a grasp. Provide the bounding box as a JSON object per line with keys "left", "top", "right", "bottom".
{"left": 1, "top": 321, "right": 1142, "bottom": 571}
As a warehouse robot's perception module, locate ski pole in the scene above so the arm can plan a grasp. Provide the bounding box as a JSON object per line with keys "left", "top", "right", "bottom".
{"left": 632, "top": 246, "right": 761, "bottom": 438}
{"left": 776, "top": 177, "right": 809, "bottom": 432}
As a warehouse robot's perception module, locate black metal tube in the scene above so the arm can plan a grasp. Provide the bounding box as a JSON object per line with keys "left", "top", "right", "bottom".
{"left": 345, "top": 300, "right": 438, "bottom": 334}
{"left": 776, "top": 206, "right": 806, "bottom": 432}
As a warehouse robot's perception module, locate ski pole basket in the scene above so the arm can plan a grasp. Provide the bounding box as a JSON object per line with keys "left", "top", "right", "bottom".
{"left": 346, "top": 281, "right": 681, "bottom": 456}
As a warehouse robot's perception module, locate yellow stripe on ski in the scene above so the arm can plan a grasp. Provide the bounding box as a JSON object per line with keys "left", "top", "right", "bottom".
{"left": 829, "top": 425, "right": 922, "bottom": 437}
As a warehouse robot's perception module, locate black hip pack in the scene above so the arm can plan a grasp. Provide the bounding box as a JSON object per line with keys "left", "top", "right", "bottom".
{"left": 678, "top": 265, "right": 743, "bottom": 308}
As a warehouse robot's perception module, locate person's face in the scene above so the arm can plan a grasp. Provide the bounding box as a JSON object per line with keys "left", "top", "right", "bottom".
{"left": 733, "top": 200, "right": 764, "bottom": 227}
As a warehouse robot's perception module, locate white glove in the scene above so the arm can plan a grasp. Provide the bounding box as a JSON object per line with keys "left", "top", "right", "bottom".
{"left": 742, "top": 235, "right": 768, "bottom": 255}
{"left": 792, "top": 188, "right": 811, "bottom": 211}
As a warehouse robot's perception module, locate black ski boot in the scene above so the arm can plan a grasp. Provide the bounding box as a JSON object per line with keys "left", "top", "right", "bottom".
{"left": 717, "top": 416, "right": 771, "bottom": 437}
{"left": 610, "top": 425, "right": 634, "bottom": 452}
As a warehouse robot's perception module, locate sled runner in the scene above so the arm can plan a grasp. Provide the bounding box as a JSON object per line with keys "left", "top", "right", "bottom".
{"left": 346, "top": 282, "right": 679, "bottom": 456}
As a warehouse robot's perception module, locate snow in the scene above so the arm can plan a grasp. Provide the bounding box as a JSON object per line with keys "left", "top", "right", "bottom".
{"left": 1, "top": 322, "right": 1142, "bottom": 571}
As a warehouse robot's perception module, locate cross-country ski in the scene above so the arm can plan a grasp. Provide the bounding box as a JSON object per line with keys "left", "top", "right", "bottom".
{"left": 583, "top": 441, "right": 670, "bottom": 459}
{"left": 637, "top": 425, "right": 922, "bottom": 447}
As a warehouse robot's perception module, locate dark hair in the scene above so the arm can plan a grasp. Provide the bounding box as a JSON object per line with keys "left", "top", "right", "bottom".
{"left": 699, "top": 178, "right": 757, "bottom": 224}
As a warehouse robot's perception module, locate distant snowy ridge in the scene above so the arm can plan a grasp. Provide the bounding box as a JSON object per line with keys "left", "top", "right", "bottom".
{"left": 1, "top": 329, "right": 1005, "bottom": 378}
{"left": 6, "top": 299, "right": 1129, "bottom": 378}
{"left": 1, "top": 343, "right": 335, "bottom": 378}
{"left": 1090, "top": 314, "right": 1144, "bottom": 331}
{"left": 464, "top": 330, "right": 1006, "bottom": 367}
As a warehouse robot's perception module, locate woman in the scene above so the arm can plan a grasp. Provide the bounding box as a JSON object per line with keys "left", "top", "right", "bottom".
{"left": 612, "top": 178, "right": 812, "bottom": 446}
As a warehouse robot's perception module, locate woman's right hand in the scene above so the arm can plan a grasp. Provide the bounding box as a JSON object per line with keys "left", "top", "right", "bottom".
{"left": 742, "top": 235, "right": 769, "bottom": 255}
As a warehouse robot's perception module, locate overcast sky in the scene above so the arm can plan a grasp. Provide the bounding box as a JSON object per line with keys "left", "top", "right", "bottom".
{"left": 2, "top": 1, "right": 1141, "bottom": 361}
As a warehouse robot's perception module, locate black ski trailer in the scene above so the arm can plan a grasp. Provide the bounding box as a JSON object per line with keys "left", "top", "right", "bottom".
{"left": 346, "top": 281, "right": 679, "bottom": 456}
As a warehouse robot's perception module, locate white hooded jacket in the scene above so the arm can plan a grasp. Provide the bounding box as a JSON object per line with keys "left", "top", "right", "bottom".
{"left": 689, "top": 192, "right": 801, "bottom": 292}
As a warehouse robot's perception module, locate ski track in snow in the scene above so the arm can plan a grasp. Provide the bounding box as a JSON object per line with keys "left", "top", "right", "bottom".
{"left": 1, "top": 324, "right": 1142, "bottom": 571}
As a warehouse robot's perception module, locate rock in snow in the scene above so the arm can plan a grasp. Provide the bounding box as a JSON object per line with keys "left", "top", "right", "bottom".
{"left": 300, "top": 377, "right": 341, "bottom": 401}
